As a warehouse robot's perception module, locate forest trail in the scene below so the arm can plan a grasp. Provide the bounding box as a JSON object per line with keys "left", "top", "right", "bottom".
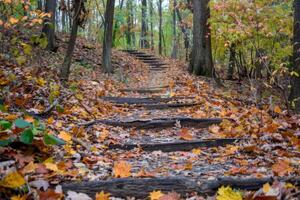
{"left": 60, "top": 49, "right": 300, "bottom": 197}
{"left": 1, "top": 43, "right": 299, "bottom": 199}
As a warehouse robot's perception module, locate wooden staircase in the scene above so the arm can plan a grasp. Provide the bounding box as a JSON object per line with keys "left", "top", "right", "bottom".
{"left": 122, "top": 50, "right": 168, "bottom": 71}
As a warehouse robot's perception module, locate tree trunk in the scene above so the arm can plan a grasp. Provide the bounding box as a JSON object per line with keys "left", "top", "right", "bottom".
{"left": 60, "top": 0, "right": 81, "bottom": 82}
{"left": 227, "top": 44, "right": 236, "bottom": 80}
{"left": 62, "top": 8, "right": 66, "bottom": 33}
{"left": 102, "top": 0, "right": 116, "bottom": 73}
{"left": 290, "top": 0, "right": 300, "bottom": 112}
{"left": 171, "top": 0, "right": 177, "bottom": 58}
{"left": 158, "top": 0, "right": 163, "bottom": 55}
{"left": 112, "top": 0, "right": 124, "bottom": 47}
{"left": 37, "top": 0, "right": 43, "bottom": 11}
{"left": 140, "top": 0, "right": 149, "bottom": 48}
{"left": 125, "top": 0, "right": 133, "bottom": 47}
{"left": 176, "top": 8, "right": 189, "bottom": 61}
{"left": 189, "top": 0, "right": 213, "bottom": 76}
{"left": 149, "top": 0, "right": 154, "bottom": 51}
{"left": 42, "top": 0, "right": 57, "bottom": 51}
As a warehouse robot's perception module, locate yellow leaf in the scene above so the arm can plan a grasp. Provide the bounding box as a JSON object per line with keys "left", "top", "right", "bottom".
{"left": 95, "top": 191, "right": 110, "bottom": 200}
{"left": 45, "top": 163, "right": 58, "bottom": 172}
{"left": 0, "top": 171, "right": 26, "bottom": 189}
{"left": 192, "top": 148, "right": 201, "bottom": 155}
{"left": 113, "top": 161, "right": 132, "bottom": 178}
{"left": 22, "top": 161, "right": 36, "bottom": 174}
{"left": 274, "top": 105, "right": 282, "bottom": 114}
{"left": 16, "top": 56, "right": 26, "bottom": 65}
{"left": 10, "top": 195, "right": 27, "bottom": 200}
{"left": 262, "top": 183, "right": 271, "bottom": 194}
{"left": 36, "top": 77, "right": 46, "bottom": 86}
{"left": 58, "top": 131, "right": 72, "bottom": 142}
{"left": 216, "top": 186, "right": 243, "bottom": 200}
{"left": 149, "top": 190, "right": 164, "bottom": 200}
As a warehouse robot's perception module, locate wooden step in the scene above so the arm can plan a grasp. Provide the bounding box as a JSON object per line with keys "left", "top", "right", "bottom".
{"left": 82, "top": 117, "right": 223, "bottom": 129}
{"left": 62, "top": 177, "right": 300, "bottom": 198}
{"left": 109, "top": 138, "right": 240, "bottom": 152}
{"left": 101, "top": 96, "right": 192, "bottom": 104}
{"left": 139, "top": 57, "right": 159, "bottom": 61}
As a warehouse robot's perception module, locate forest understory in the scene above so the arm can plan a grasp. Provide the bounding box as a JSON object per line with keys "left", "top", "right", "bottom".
{"left": 1, "top": 34, "right": 300, "bottom": 200}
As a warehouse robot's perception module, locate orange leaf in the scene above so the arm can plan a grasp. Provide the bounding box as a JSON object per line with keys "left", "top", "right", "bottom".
{"left": 113, "top": 161, "right": 132, "bottom": 178}
{"left": 178, "top": 128, "right": 193, "bottom": 140}
{"left": 273, "top": 105, "right": 282, "bottom": 114}
{"left": 149, "top": 190, "right": 164, "bottom": 200}
{"left": 58, "top": 131, "right": 72, "bottom": 142}
{"left": 272, "top": 160, "right": 294, "bottom": 176}
{"left": 95, "top": 191, "right": 110, "bottom": 200}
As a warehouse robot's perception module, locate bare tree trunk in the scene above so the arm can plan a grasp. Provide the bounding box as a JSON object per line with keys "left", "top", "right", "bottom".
{"left": 62, "top": 8, "right": 66, "bottom": 33}
{"left": 112, "top": 0, "right": 124, "bottom": 47}
{"left": 125, "top": 0, "right": 132, "bottom": 47}
{"left": 227, "top": 43, "right": 236, "bottom": 80}
{"left": 140, "top": 0, "right": 149, "bottom": 48}
{"left": 102, "top": 0, "right": 116, "bottom": 73}
{"left": 189, "top": 0, "right": 213, "bottom": 76}
{"left": 171, "top": 0, "right": 177, "bottom": 58}
{"left": 176, "top": 8, "right": 189, "bottom": 61}
{"left": 60, "top": 0, "right": 81, "bottom": 82}
{"left": 42, "top": 0, "right": 57, "bottom": 51}
{"left": 149, "top": 0, "right": 154, "bottom": 51}
{"left": 37, "top": 0, "right": 43, "bottom": 11}
{"left": 158, "top": 0, "right": 163, "bottom": 55}
{"left": 290, "top": 0, "right": 300, "bottom": 112}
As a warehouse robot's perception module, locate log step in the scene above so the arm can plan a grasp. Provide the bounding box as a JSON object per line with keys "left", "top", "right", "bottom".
{"left": 101, "top": 96, "right": 193, "bottom": 104}
{"left": 135, "top": 55, "right": 156, "bottom": 58}
{"left": 109, "top": 138, "right": 241, "bottom": 152}
{"left": 83, "top": 117, "right": 223, "bottom": 129}
{"left": 62, "top": 177, "right": 300, "bottom": 198}
{"left": 120, "top": 88, "right": 165, "bottom": 93}
{"left": 132, "top": 102, "right": 200, "bottom": 109}
{"left": 139, "top": 57, "right": 159, "bottom": 61}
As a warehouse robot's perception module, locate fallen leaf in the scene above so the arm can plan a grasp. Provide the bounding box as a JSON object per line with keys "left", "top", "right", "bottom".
{"left": 0, "top": 171, "right": 26, "bottom": 189}
{"left": 39, "top": 189, "right": 62, "bottom": 200}
{"left": 22, "top": 161, "right": 37, "bottom": 174}
{"left": 149, "top": 190, "right": 164, "bottom": 200}
{"left": 95, "top": 191, "right": 110, "bottom": 200}
{"left": 29, "top": 179, "right": 50, "bottom": 191}
{"left": 262, "top": 183, "right": 271, "bottom": 194}
{"left": 178, "top": 128, "right": 193, "bottom": 140}
{"left": 58, "top": 131, "right": 72, "bottom": 142}
{"left": 45, "top": 163, "right": 59, "bottom": 172}
{"left": 159, "top": 192, "right": 181, "bottom": 200}
{"left": 10, "top": 195, "right": 27, "bottom": 200}
{"left": 216, "top": 186, "right": 243, "bottom": 200}
{"left": 192, "top": 148, "right": 201, "bottom": 155}
{"left": 272, "top": 160, "right": 294, "bottom": 176}
{"left": 113, "top": 161, "right": 132, "bottom": 178}
{"left": 273, "top": 105, "right": 282, "bottom": 114}
{"left": 66, "top": 191, "right": 92, "bottom": 200}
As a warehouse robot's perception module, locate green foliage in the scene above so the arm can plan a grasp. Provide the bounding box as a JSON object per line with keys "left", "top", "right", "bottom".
{"left": 43, "top": 133, "right": 65, "bottom": 145}
{"left": 0, "top": 118, "right": 65, "bottom": 147}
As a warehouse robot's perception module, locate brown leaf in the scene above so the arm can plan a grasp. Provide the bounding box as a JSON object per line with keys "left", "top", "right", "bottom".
{"left": 178, "top": 128, "right": 193, "bottom": 140}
